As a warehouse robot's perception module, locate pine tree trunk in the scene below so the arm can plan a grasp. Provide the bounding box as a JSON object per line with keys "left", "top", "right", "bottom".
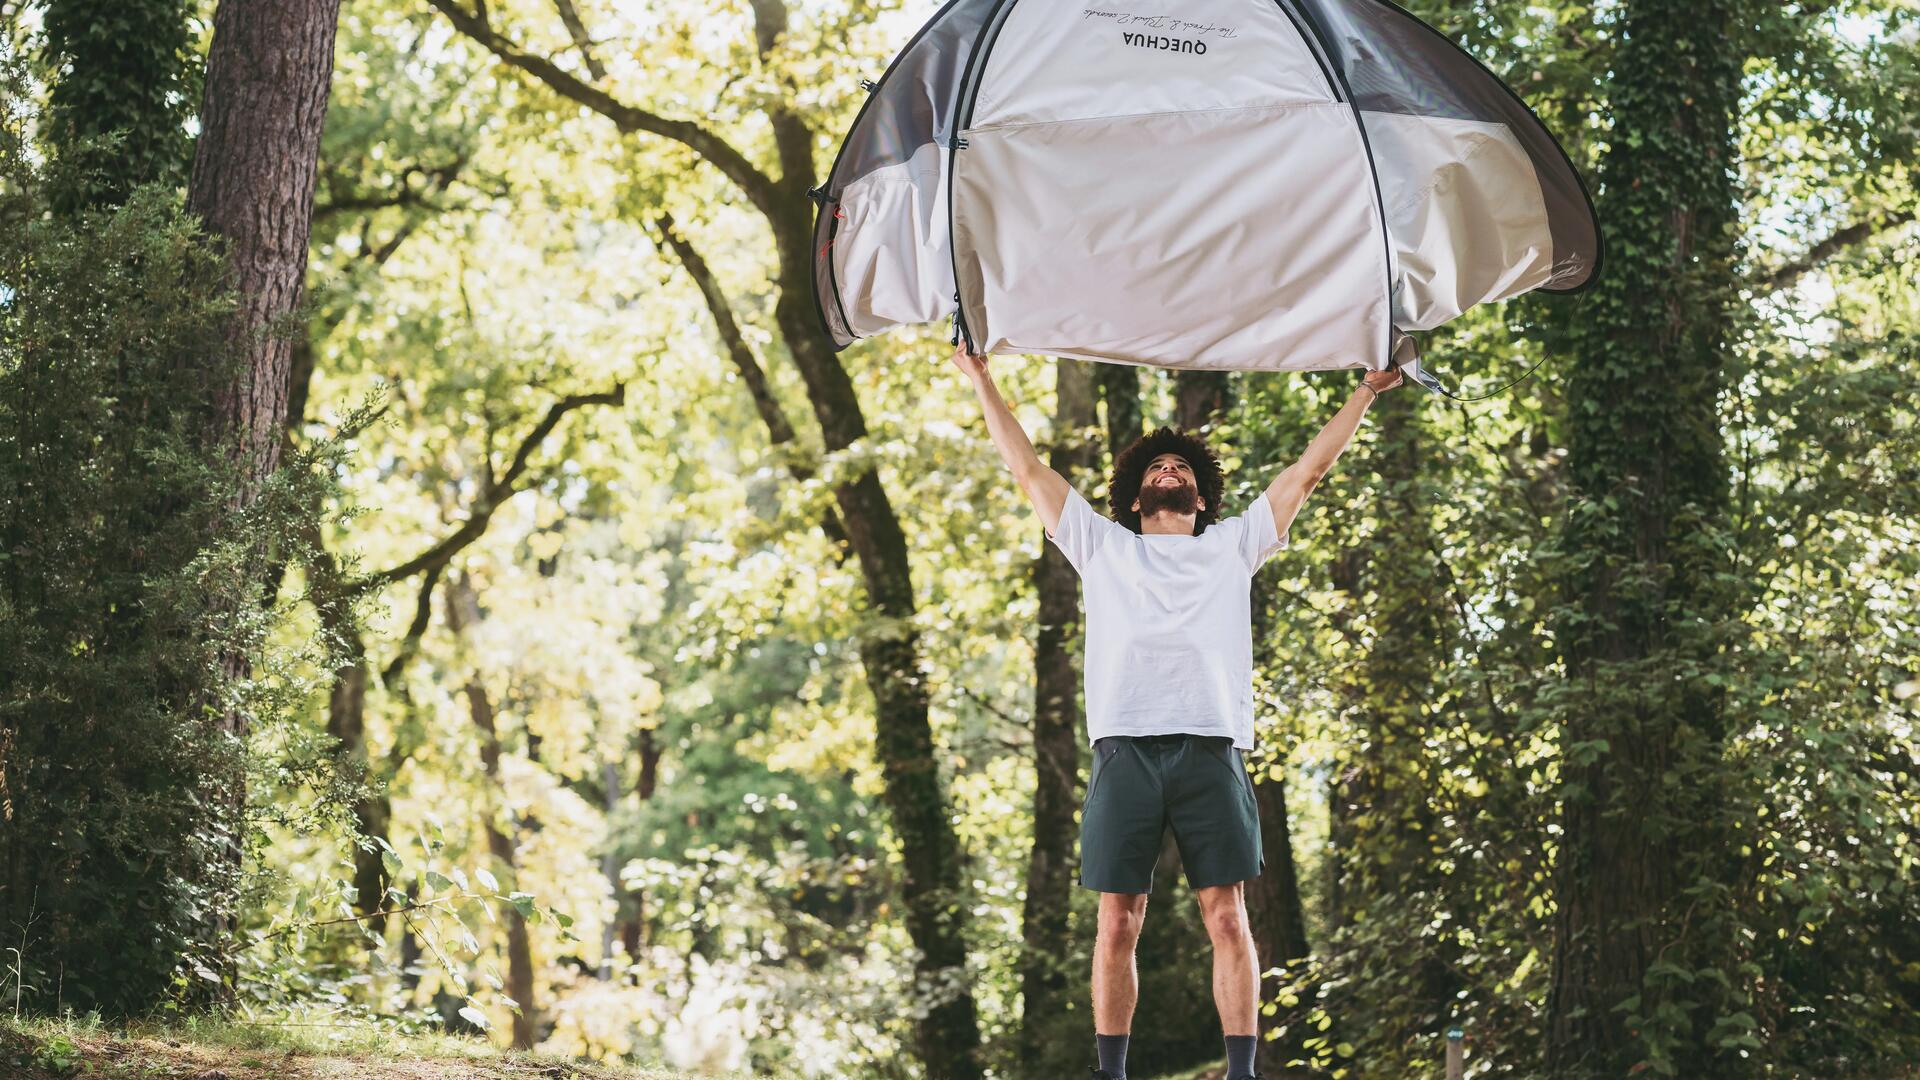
{"left": 186, "top": 0, "right": 342, "bottom": 507}
{"left": 180, "top": 0, "right": 341, "bottom": 972}
{"left": 1547, "top": 1, "right": 1745, "bottom": 1072}
{"left": 1019, "top": 359, "right": 1096, "bottom": 1061}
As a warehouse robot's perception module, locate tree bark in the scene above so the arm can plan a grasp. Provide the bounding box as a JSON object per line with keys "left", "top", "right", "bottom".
{"left": 1548, "top": 1, "right": 1746, "bottom": 1073}
{"left": 1019, "top": 359, "right": 1096, "bottom": 1060}
{"left": 187, "top": 0, "right": 343, "bottom": 504}
{"left": 1174, "top": 370, "right": 1231, "bottom": 433}
{"left": 172, "top": 0, "right": 342, "bottom": 972}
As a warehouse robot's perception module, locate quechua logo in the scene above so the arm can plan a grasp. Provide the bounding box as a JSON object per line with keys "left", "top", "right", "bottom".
{"left": 1122, "top": 30, "right": 1208, "bottom": 54}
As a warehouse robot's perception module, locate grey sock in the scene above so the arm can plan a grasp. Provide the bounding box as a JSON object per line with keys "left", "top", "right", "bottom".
{"left": 1096, "top": 1032, "right": 1130, "bottom": 1078}
{"left": 1225, "top": 1033, "right": 1258, "bottom": 1079}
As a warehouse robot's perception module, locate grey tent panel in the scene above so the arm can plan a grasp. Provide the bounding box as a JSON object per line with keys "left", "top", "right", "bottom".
{"left": 1294, "top": 0, "right": 1600, "bottom": 295}
{"left": 811, "top": 0, "right": 999, "bottom": 349}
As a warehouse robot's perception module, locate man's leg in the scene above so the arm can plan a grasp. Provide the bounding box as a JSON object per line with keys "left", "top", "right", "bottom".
{"left": 1092, "top": 891, "right": 1149, "bottom": 1076}
{"left": 1197, "top": 882, "right": 1259, "bottom": 1078}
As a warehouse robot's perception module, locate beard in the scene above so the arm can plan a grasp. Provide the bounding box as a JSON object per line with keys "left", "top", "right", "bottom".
{"left": 1136, "top": 477, "right": 1200, "bottom": 519}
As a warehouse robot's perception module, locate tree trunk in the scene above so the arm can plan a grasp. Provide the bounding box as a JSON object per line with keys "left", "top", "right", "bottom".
{"left": 1337, "top": 391, "right": 1459, "bottom": 1039}
{"left": 187, "top": 0, "right": 342, "bottom": 504}
{"left": 1019, "top": 359, "right": 1096, "bottom": 1061}
{"left": 184, "top": 2, "right": 340, "bottom": 948}
{"left": 1097, "top": 364, "right": 1142, "bottom": 464}
{"left": 449, "top": 574, "right": 539, "bottom": 1051}
{"left": 616, "top": 728, "right": 662, "bottom": 963}
{"left": 769, "top": 193, "right": 981, "bottom": 1080}
{"left": 1547, "top": 1, "right": 1745, "bottom": 1073}
{"left": 1246, "top": 555, "right": 1316, "bottom": 1077}
{"left": 1174, "top": 370, "right": 1231, "bottom": 433}
{"left": 469, "top": 676, "right": 539, "bottom": 1051}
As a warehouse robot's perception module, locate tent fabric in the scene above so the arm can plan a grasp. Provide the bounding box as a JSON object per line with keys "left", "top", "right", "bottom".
{"left": 810, "top": 0, "right": 1600, "bottom": 374}
{"left": 811, "top": 0, "right": 997, "bottom": 344}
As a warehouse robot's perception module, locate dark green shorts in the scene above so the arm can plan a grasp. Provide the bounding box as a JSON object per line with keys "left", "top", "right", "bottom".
{"left": 1078, "top": 734, "right": 1264, "bottom": 894}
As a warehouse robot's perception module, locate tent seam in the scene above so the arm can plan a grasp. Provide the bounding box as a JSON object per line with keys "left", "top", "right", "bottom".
{"left": 964, "top": 99, "right": 1350, "bottom": 134}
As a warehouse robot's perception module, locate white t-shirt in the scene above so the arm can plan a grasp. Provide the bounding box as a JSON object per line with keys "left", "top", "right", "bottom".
{"left": 1046, "top": 488, "right": 1285, "bottom": 750}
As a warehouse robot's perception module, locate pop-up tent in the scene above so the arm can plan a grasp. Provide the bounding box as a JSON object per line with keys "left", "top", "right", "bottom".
{"left": 809, "top": 0, "right": 1600, "bottom": 388}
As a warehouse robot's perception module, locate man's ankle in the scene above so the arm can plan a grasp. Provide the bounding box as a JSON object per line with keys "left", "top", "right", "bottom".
{"left": 1224, "top": 1032, "right": 1258, "bottom": 1080}
{"left": 1095, "top": 1031, "right": 1130, "bottom": 1079}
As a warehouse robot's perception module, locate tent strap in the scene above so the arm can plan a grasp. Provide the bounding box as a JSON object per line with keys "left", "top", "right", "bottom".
{"left": 1394, "top": 329, "right": 1551, "bottom": 402}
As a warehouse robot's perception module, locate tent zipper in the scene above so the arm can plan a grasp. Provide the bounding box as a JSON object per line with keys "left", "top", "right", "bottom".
{"left": 809, "top": 0, "right": 973, "bottom": 349}
{"left": 946, "top": 0, "right": 1022, "bottom": 354}
{"left": 1271, "top": 0, "right": 1398, "bottom": 376}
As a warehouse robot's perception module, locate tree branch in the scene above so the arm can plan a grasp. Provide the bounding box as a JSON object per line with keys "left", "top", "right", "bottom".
{"left": 1755, "top": 209, "right": 1915, "bottom": 294}
{"left": 550, "top": 0, "right": 607, "bottom": 80}
{"left": 423, "top": 0, "right": 783, "bottom": 217}
{"left": 651, "top": 212, "right": 851, "bottom": 557}
{"left": 363, "top": 384, "right": 625, "bottom": 589}
{"left": 379, "top": 561, "right": 447, "bottom": 686}
{"left": 746, "top": 0, "right": 819, "bottom": 199}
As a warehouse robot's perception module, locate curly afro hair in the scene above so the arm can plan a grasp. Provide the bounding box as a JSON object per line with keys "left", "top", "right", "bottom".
{"left": 1109, "top": 427, "right": 1225, "bottom": 535}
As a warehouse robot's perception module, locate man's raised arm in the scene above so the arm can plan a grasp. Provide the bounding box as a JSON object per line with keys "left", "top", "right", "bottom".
{"left": 953, "top": 344, "right": 1073, "bottom": 533}
{"left": 1264, "top": 368, "right": 1404, "bottom": 541}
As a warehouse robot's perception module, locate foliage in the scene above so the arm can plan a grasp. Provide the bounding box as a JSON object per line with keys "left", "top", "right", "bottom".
{"left": 4, "top": 1, "right": 1918, "bottom": 1077}
{"left": 39, "top": 0, "right": 199, "bottom": 209}
{"left": 0, "top": 77, "right": 347, "bottom": 1015}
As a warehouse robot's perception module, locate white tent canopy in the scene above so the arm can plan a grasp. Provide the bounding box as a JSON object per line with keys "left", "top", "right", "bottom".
{"left": 810, "top": 0, "right": 1601, "bottom": 380}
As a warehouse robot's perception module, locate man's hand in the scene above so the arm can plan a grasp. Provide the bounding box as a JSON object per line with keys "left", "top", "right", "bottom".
{"left": 1363, "top": 368, "right": 1404, "bottom": 395}
{"left": 950, "top": 343, "right": 989, "bottom": 381}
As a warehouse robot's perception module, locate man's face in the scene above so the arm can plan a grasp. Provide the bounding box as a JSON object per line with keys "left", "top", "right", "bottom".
{"left": 1134, "top": 453, "right": 1204, "bottom": 517}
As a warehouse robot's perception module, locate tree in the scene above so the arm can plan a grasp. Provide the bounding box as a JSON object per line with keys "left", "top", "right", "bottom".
{"left": 178, "top": 0, "right": 344, "bottom": 963}
{"left": 41, "top": 0, "right": 196, "bottom": 210}
{"left": 420, "top": 2, "right": 983, "bottom": 1072}
{"left": 187, "top": 0, "right": 343, "bottom": 503}
{"left": 1546, "top": 0, "right": 1749, "bottom": 1072}
{"left": 1019, "top": 359, "right": 1095, "bottom": 1066}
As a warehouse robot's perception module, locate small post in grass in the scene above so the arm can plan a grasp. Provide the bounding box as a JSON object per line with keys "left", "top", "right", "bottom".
{"left": 1445, "top": 1025, "right": 1465, "bottom": 1080}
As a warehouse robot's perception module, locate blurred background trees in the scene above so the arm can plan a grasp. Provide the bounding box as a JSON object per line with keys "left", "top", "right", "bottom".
{"left": 1, "top": 0, "right": 1917, "bottom": 1077}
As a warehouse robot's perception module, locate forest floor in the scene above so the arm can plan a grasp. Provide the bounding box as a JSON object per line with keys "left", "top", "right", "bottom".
{"left": 0, "top": 1015, "right": 716, "bottom": 1080}
{"left": 0, "top": 1015, "right": 1258, "bottom": 1079}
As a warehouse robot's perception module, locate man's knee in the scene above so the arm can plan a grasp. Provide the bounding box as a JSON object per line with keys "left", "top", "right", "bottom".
{"left": 1096, "top": 894, "right": 1148, "bottom": 950}
{"left": 1199, "top": 889, "right": 1250, "bottom": 944}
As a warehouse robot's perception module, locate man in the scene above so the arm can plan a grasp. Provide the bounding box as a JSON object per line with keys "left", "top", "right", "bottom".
{"left": 953, "top": 344, "right": 1403, "bottom": 1080}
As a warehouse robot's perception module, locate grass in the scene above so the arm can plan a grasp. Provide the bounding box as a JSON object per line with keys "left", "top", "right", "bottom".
{"left": 0, "top": 1013, "right": 722, "bottom": 1079}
